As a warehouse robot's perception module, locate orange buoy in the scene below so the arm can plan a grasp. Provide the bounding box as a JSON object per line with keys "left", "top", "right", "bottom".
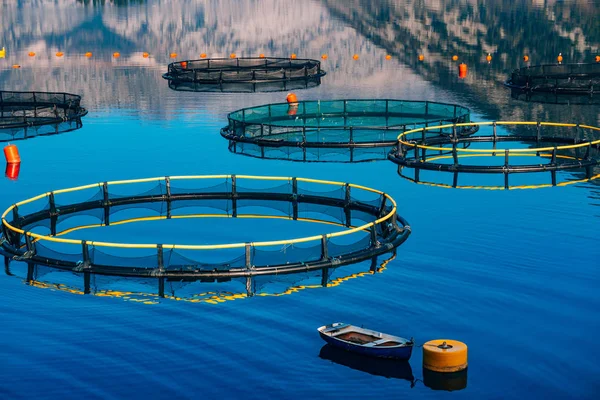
{"left": 486, "top": 53, "right": 492, "bottom": 63}
{"left": 557, "top": 52, "right": 563, "bottom": 64}
{"left": 418, "top": 54, "right": 425, "bottom": 61}
{"left": 458, "top": 63, "right": 468, "bottom": 78}
{"left": 353, "top": 54, "right": 359, "bottom": 60}
{"left": 200, "top": 53, "right": 207, "bottom": 58}
{"left": 291, "top": 53, "right": 297, "bottom": 59}
{"left": 5, "top": 163, "right": 20, "bottom": 181}
{"left": 56, "top": 52, "right": 64, "bottom": 57}
{"left": 423, "top": 339, "right": 468, "bottom": 373}
{"left": 12, "top": 65, "right": 20, "bottom": 69}
{"left": 142, "top": 52, "right": 149, "bottom": 58}
{"left": 523, "top": 55, "right": 529, "bottom": 62}
{"left": 287, "top": 104, "right": 299, "bottom": 116}
{"left": 595, "top": 55, "right": 600, "bottom": 63}
{"left": 85, "top": 52, "right": 93, "bottom": 58}
{"left": 321, "top": 54, "right": 328, "bottom": 60}
{"left": 28, "top": 52, "right": 35, "bottom": 57}
{"left": 4, "top": 144, "right": 21, "bottom": 164}
{"left": 258, "top": 53, "right": 265, "bottom": 58}
{"left": 113, "top": 52, "right": 120, "bottom": 58}
{"left": 452, "top": 55, "right": 458, "bottom": 61}
{"left": 385, "top": 55, "right": 392, "bottom": 60}
{"left": 180, "top": 61, "right": 188, "bottom": 69}
{"left": 286, "top": 93, "right": 298, "bottom": 104}
{"left": 230, "top": 53, "right": 237, "bottom": 59}
{"left": 170, "top": 52, "right": 177, "bottom": 59}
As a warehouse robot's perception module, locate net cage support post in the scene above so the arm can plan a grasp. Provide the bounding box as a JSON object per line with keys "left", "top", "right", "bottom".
{"left": 344, "top": 184, "right": 352, "bottom": 227}
{"left": 232, "top": 175, "right": 238, "bottom": 218}
{"left": 321, "top": 235, "right": 329, "bottom": 261}
{"left": 292, "top": 178, "right": 299, "bottom": 220}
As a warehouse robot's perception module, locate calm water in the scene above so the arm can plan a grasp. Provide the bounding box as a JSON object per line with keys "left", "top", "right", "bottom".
{"left": 1, "top": 0, "right": 600, "bottom": 398}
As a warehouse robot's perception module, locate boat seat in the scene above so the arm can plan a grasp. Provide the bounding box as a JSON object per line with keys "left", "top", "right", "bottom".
{"left": 365, "top": 338, "right": 390, "bottom": 347}
{"left": 323, "top": 323, "right": 350, "bottom": 333}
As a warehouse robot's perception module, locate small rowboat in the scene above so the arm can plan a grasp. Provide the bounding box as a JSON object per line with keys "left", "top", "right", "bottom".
{"left": 317, "top": 322, "right": 414, "bottom": 360}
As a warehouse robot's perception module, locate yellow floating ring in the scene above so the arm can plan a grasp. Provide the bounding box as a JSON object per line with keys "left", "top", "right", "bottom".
{"left": 423, "top": 339, "right": 468, "bottom": 373}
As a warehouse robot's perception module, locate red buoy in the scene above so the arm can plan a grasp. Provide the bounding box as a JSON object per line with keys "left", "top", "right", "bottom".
{"left": 4, "top": 144, "right": 21, "bottom": 164}
{"left": 458, "top": 63, "right": 468, "bottom": 79}
{"left": 5, "top": 163, "right": 20, "bottom": 180}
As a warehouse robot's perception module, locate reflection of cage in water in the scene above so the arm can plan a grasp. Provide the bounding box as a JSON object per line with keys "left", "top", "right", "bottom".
{"left": 509, "top": 87, "right": 599, "bottom": 105}
{"left": 3, "top": 250, "right": 397, "bottom": 302}
{"left": 1, "top": 175, "right": 410, "bottom": 281}
{"left": 167, "top": 75, "right": 323, "bottom": 93}
{"left": 0, "top": 91, "right": 88, "bottom": 141}
{"left": 505, "top": 63, "right": 600, "bottom": 94}
{"left": 389, "top": 121, "right": 600, "bottom": 189}
{"left": 163, "top": 57, "right": 326, "bottom": 89}
{"left": 221, "top": 99, "right": 477, "bottom": 150}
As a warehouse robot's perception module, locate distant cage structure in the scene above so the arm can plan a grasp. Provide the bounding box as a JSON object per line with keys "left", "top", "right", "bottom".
{"left": 162, "top": 57, "right": 326, "bottom": 90}
{"left": 221, "top": 99, "right": 478, "bottom": 152}
{"left": 388, "top": 121, "right": 600, "bottom": 189}
{"left": 0, "top": 91, "right": 88, "bottom": 142}
{"left": 0, "top": 175, "right": 411, "bottom": 280}
{"left": 505, "top": 63, "right": 600, "bottom": 94}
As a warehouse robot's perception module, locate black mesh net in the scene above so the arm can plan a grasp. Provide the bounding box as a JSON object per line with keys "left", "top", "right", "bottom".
{"left": 506, "top": 63, "right": 600, "bottom": 93}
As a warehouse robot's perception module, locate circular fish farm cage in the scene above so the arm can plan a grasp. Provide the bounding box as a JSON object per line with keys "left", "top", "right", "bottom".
{"left": 505, "top": 63, "right": 600, "bottom": 94}
{"left": 0, "top": 175, "right": 410, "bottom": 280}
{"left": 163, "top": 57, "right": 326, "bottom": 92}
{"left": 221, "top": 99, "right": 477, "bottom": 152}
{"left": 0, "top": 91, "right": 88, "bottom": 142}
{"left": 389, "top": 121, "right": 600, "bottom": 189}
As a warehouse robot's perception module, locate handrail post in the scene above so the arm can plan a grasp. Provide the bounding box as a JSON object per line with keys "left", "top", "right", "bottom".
{"left": 103, "top": 182, "right": 110, "bottom": 225}
{"left": 165, "top": 177, "right": 172, "bottom": 218}
{"left": 320, "top": 235, "right": 329, "bottom": 260}
{"left": 245, "top": 243, "right": 253, "bottom": 270}
{"left": 292, "top": 178, "right": 298, "bottom": 220}
{"left": 231, "top": 175, "right": 237, "bottom": 218}
{"left": 344, "top": 184, "right": 351, "bottom": 227}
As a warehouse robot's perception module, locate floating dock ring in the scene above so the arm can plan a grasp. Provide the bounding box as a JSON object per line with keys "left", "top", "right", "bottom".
{"left": 423, "top": 340, "right": 468, "bottom": 373}
{"left": 0, "top": 90, "right": 88, "bottom": 142}
{"left": 142, "top": 52, "right": 149, "bottom": 58}
{"left": 418, "top": 54, "right": 424, "bottom": 61}
{"left": 221, "top": 99, "right": 477, "bottom": 153}
{"left": 85, "top": 52, "right": 93, "bottom": 58}
{"left": 452, "top": 55, "right": 458, "bottom": 61}
{"left": 505, "top": 63, "right": 600, "bottom": 94}
{"left": 113, "top": 52, "right": 120, "bottom": 58}
{"left": 28, "top": 52, "right": 35, "bottom": 57}
{"left": 321, "top": 54, "right": 328, "bottom": 60}
{"left": 509, "top": 87, "right": 600, "bottom": 106}
{"left": 162, "top": 57, "right": 326, "bottom": 92}
{"left": 55, "top": 52, "right": 64, "bottom": 57}
{"left": 389, "top": 121, "right": 600, "bottom": 189}
{"left": 0, "top": 175, "right": 411, "bottom": 279}
{"left": 523, "top": 55, "right": 529, "bottom": 62}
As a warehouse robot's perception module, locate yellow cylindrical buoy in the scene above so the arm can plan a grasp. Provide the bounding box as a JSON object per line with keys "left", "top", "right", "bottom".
{"left": 523, "top": 55, "right": 529, "bottom": 62}
{"left": 486, "top": 53, "right": 492, "bottom": 63}
{"left": 230, "top": 53, "right": 237, "bottom": 59}
{"left": 452, "top": 55, "right": 458, "bottom": 61}
{"left": 423, "top": 339, "right": 468, "bottom": 373}
{"left": 418, "top": 54, "right": 424, "bottom": 61}
{"left": 353, "top": 54, "right": 359, "bottom": 60}
{"left": 557, "top": 53, "right": 563, "bottom": 64}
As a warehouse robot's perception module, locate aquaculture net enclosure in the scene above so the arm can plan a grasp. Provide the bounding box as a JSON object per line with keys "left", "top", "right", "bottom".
{"left": 1, "top": 175, "right": 410, "bottom": 279}
{"left": 0, "top": 91, "right": 88, "bottom": 132}
{"left": 221, "top": 99, "right": 476, "bottom": 149}
{"left": 505, "top": 63, "right": 600, "bottom": 93}
{"left": 389, "top": 121, "right": 600, "bottom": 189}
{"left": 163, "top": 57, "right": 326, "bottom": 85}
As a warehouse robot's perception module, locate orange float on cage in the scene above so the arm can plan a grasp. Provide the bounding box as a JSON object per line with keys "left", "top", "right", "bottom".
{"left": 286, "top": 93, "right": 298, "bottom": 104}
{"left": 291, "top": 53, "right": 297, "bottom": 59}
{"left": 458, "top": 63, "right": 468, "bottom": 78}
{"left": 113, "top": 52, "right": 120, "bottom": 58}
{"left": 28, "top": 52, "right": 35, "bottom": 57}
{"left": 181, "top": 61, "right": 188, "bottom": 69}
{"left": 142, "top": 52, "right": 149, "bottom": 58}
{"left": 56, "top": 52, "right": 64, "bottom": 57}
{"left": 557, "top": 53, "right": 563, "bottom": 64}
{"left": 5, "top": 163, "right": 20, "bottom": 180}
{"left": 321, "top": 54, "right": 328, "bottom": 60}
{"left": 200, "top": 53, "right": 207, "bottom": 58}
{"left": 353, "top": 54, "right": 359, "bottom": 60}
{"left": 12, "top": 65, "right": 20, "bottom": 69}
{"left": 452, "top": 55, "right": 458, "bottom": 61}
{"left": 523, "top": 55, "right": 529, "bottom": 62}
{"left": 170, "top": 53, "right": 177, "bottom": 59}
{"left": 486, "top": 53, "right": 492, "bottom": 63}
{"left": 418, "top": 54, "right": 424, "bottom": 61}
{"left": 258, "top": 53, "right": 265, "bottom": 58}
{"left": 595, "top": 55, "right": 600, "bottom": 63}
{"left": 85, "top": 52, "right": 93, "bottom": 58}
{"left": 230, "top": 53, "right": 237, "bottom": 59}
{"left": 385, "top": 55, "right": 392, "bottom": 60}
{"left": 4, "top": 144, "right": 21, "bottom": 164}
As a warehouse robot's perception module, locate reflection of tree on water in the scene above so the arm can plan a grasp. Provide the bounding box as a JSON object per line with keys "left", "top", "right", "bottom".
{"left": 2, "top": 251, "right": 397, "bottom": 305}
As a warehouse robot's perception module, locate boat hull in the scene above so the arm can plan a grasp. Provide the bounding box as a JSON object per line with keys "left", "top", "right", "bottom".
{"left": 319, "top": 331, "right": 413, "bottom": 360}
